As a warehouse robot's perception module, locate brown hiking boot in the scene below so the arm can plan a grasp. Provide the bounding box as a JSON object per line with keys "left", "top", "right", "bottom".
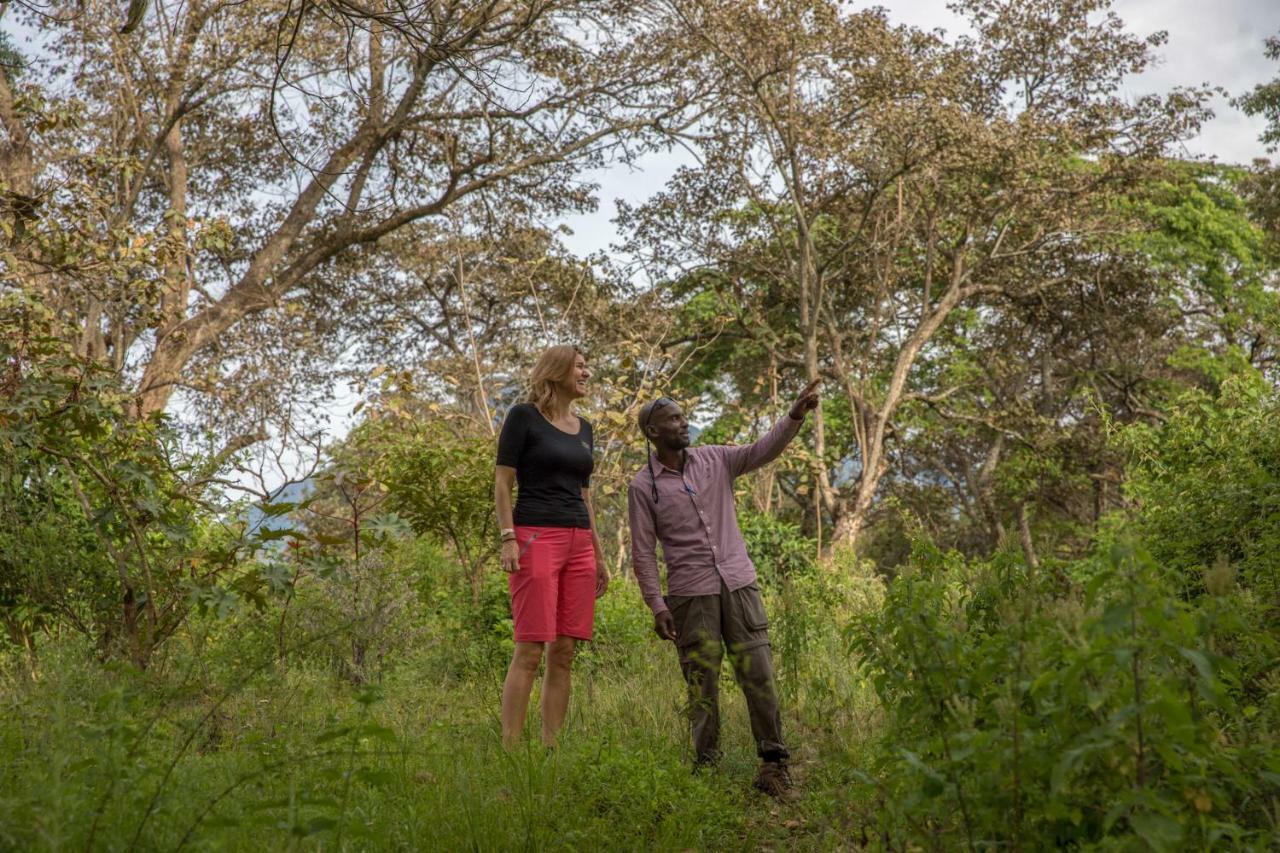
{"left": 752, "top": 760, "right": 793, "bottom": 798}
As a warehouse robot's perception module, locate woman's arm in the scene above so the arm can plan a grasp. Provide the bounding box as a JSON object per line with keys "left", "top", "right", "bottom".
{"left": 495, "top": 465, "right": 519, "bottom": 573}
{"left": 582, "top": 486, "right": 609, "bottom": 598}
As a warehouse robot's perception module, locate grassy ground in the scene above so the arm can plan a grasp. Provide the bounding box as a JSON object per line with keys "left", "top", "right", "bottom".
{"left": 0, "top": 581, "right": 882, "bottom": 851}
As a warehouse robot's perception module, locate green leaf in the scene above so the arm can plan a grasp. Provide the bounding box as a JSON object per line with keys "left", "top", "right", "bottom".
{"left": 1129, "top": 810, "right": 1185, "bottom": 851}
{"left": 1178, "top": 647, "right": 1215, "bottom": 686}
{"left": 259, "top": 501, "right": 300, "bottom": 518}
{"left": 313, "top": 726, "right": 352, "bottom": 745}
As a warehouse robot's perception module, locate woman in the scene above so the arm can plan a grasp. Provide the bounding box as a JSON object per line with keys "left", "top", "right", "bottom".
{"left": 494, "top": 344, "right": 609, "bottom": 747}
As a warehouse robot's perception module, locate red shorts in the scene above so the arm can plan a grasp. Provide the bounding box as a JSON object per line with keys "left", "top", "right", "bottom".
{"left": 509, "top": 525, "right": 597, "bottom": 643}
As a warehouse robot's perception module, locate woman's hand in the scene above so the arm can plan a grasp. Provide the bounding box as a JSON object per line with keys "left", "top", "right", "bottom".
{"left": 501, "top": 538, "right": 520, "bottom": 574}
{"left": 595, "top": 556, "right": 610, "bottom": 599}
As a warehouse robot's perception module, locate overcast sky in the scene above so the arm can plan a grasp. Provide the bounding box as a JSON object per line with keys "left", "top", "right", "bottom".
{"left": 560, "top": 0, "right": 1280, "bottom": 257}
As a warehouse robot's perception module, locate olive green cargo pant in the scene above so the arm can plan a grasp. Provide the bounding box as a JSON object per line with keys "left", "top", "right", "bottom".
{"left": 666, "top": 580, "right": 789, "bottom": 764}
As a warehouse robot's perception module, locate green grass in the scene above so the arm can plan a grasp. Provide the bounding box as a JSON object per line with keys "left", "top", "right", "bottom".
{"left": 0, "top": 580, "right": 881, "bottom": 851}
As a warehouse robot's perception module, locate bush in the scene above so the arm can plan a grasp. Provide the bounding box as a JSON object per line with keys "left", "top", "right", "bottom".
{"left": 0, "top": 293, "right": 236, "bottom": 667}
{"left": 738, "top": 508, "right": 816, "bottom": 590}
{"left": 850, "top": 539, "right": 1280, "bottom": 850}
{"left": 1119, "top": 371, "right": 1280, "bottom": 674}
{"left": 366, "top": 414, "right": 498, "bottom": 601}
{"left": 277, "top": 534, "right": 516, "bottom": 681}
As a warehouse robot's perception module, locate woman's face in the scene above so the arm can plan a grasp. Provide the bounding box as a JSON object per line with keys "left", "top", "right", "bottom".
{"left": 564, "top": 353, "right": 590, "bottom": 399}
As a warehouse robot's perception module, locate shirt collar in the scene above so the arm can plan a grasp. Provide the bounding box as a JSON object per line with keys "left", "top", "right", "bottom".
{"left": 649, "top": 448, "right": 688, "bottom": 475}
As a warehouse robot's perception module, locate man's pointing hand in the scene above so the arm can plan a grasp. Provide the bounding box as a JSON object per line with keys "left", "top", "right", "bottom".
{"left": 788, "top": 379, "right": 821, "bottom": 421}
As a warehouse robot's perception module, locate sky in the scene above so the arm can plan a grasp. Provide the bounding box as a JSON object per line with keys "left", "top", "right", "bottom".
{"left": 558, "top": 0, "right": 1280, "bottom": 258}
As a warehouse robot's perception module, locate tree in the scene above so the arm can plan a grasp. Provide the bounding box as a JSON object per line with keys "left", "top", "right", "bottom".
{"left": 0, "top": 0, "right": 703, "bottom": 444}
{"left": 0, "top": 291, "right": 249, "bottom": 666}
{"left": 1237, "top": 35, "right": 1280, "bottom": 155}
{"left": 623, "top": 0, "right": 1210, "bottom": 550}
{"left": 1236, "top": 34, "right": 1280, "bottom": 255}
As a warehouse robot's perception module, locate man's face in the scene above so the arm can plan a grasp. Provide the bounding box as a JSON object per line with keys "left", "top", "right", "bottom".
{"left": 646, "top": 400, "right": 690, "bottom": 451}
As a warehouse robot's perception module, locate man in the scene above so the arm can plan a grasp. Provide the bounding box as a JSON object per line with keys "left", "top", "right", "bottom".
{"left": 627, "top": 380, "right": 819, "bottom": 797}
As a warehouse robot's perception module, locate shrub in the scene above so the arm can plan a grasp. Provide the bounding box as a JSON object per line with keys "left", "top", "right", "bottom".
{"left": 1118, "top": 371, "right": 1280, "bottom": 666}
{"left": 850, "top": 539, "right": 1280, "bottom": 850}
{"left": 738, "top": 508, "right": 816, "bottom": 590}
{"left": 0, "top": 293, "right": 236, "bottom": 666}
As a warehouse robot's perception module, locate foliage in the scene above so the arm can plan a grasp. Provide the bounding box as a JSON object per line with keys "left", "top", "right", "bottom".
{"left": 2, "top": 3, "right": 1280, "bottom": 849}
{"left": 622, "top": 0, "right": 1213, "bottom": 548}
{"left": 0, "top": 30, "right": 24, "bottom": 83}
{"left": 0, "top": 0, "right": 704, "bottom": 433}
{"left": 361, "top": 405, "right": 498, "bottom": 598}
{"left": 1237, "top": 35, "right": 1280, "bottom": 153}
{"left": 849, "top": 372, "right": 1280, "bottom": 849}
{"left": 894, "top": 162, "right": 1280, "bottom": 564}
{"left": 0, "top": 582, "right": 869, "bottom": 851}
{"left": 0, "top": 292, "right": 240, "bottom": 666}
{"left": 1117, "top": 371, "right": 1280, "bottom": 685}
{"left": 738, "top": 508, "right": 816, "bottom": 590}
{"left": 852, "top": 540, "right": 1280, "bottom": 850}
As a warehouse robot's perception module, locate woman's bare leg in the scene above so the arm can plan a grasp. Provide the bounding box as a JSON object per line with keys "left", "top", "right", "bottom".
{"left": 501, "top": 641, "right": 545, "bottom": 747}
{"left": 540, "top": 636, "right": 576, "bottom": 746}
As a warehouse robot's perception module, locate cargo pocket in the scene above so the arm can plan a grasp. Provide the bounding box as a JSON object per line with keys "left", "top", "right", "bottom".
{"left": 742, "top": 584, "right": 769, "bottom": 631}
{"left": 731, "top": 584, "right": 771, "bottom": 652}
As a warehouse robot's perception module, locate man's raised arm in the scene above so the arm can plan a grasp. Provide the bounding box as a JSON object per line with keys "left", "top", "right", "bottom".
{"left": 720, "top": 379, "right": 820, "bottom": 478}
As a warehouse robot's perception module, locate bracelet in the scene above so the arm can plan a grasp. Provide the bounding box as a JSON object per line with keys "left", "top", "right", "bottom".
{"left": 500, "top": 527, "right": 516, "bottom": 542}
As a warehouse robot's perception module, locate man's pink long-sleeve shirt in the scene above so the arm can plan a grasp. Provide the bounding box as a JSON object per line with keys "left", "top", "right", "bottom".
{"left": 627, "top": 416, "right": 802, "bottom": 616}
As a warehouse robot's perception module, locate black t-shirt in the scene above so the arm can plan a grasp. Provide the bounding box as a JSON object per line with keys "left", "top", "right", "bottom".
{"left": 496, "top": 403, "right": 594, "bottom": 528}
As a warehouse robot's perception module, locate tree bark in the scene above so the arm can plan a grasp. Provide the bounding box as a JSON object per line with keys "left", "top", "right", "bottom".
{"left": 1018, "top": 502, "right": 1040, "bottom": 569}
{"left": 0, "top": 68, "right": 33, "bottom": 196}
{"left": 975, "top": 433, "right": 1007, "bottom": 548}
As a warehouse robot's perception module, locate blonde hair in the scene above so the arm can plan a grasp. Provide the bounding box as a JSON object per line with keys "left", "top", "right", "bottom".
{"left": 527, "top": 345, "right": 583, "bottom": 414}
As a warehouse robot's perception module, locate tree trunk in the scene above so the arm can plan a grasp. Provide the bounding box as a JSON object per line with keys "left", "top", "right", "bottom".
{"left": 0, "top": 70, "right": 34, "bottom": 196}
{"left": 121, "top": 584, "right": 150, "bottom": 669}
{"left": 134, "top": 122, "right": 380, "bottom": 416}
{"left": 160, "top": 116, "right": 190, "bottom": 337}
{"left": 1017, "top": 502, "right": 1040, "bottom": 569}
{"left": 975, "top": 433, "right": 1007, "bottom": 549}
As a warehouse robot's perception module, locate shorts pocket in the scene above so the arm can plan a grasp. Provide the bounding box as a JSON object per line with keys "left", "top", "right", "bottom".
{"left": 513, "top": 527, "right": 550, "bottom": 575}
{"left": 516, "top": 530, "right": 536, "bottom": 572}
